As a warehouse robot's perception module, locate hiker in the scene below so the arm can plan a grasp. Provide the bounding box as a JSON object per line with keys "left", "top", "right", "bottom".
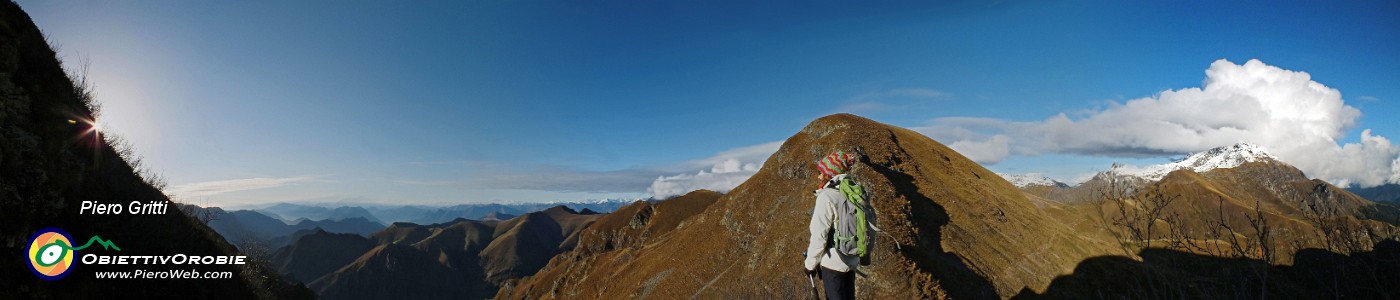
{"left": 803, "top": 151, "right": 868, "bottom": 300}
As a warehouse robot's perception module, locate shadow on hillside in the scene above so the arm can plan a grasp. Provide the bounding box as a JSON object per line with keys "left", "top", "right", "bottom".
{"left": 867, "top": 161, "right": 1000, "bottom": 299}
{"left": 1013, "top": 240, "right": 1400, "bottom": 300}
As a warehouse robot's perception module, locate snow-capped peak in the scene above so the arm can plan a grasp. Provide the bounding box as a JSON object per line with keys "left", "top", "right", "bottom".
{"left": 589, "top": 197, "right": 639, "bottom": 204}
{"left": 539, "top": 197, "right": 641, "bottom": 205}
{"left": 998, "top": 173, "right": 1069, "bottom": 188}
{"left": 1120, "top": 142, "right": 1279, "bottom": 181}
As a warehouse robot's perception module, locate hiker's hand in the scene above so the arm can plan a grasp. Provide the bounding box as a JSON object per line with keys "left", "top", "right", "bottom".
{"left": 805, "top": 267, "right": 820, "bottom": 279}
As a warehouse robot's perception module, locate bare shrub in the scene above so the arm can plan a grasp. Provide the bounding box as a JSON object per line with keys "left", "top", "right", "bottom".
{"left": 1095, "top": 163, "right": 1179, "bottom": 256}
{"left": 179, "top": 199, "right": 223, "bottom": 225}
{"left": 104, "top": 133, "right": 169, "bottom": 194}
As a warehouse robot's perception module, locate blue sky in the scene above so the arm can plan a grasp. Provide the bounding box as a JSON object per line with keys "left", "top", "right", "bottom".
{"left": 18, "top": 1, "right": 1400, "bottom": 207}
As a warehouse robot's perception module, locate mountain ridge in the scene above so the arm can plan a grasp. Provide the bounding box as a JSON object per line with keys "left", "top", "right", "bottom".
{"left": 1350, "top": 183, "right": 1400, "bottom": 203}
{"left": 287, "top": 204, "right": 604, "bottom": 299}
{"left": 251, "top": 200, "right": 633, "bottom": 225}
{"left": 180, "top": 204, "right": 385, "bottom": 250}
{"left": 269, "top": 229, "right": 375, "bottom": 284}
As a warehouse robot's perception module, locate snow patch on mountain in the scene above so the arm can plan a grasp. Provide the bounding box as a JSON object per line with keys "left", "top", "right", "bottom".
{"left": 1119, "top": 142, "right": 1279, "bottom": 181}
{"left": 998, "top": 173, "right": 1069, "bottom": 188}
{"left": 544, "top": 197, "right": 642, "bottom": 205}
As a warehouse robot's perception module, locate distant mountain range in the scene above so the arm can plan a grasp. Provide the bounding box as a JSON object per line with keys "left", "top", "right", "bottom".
{"left": 177, "top": 198, "right": 645, "bottom": 298}
{"left": 1350, "top": 184, "right": 1400, "bottom": 203}
{"left": 270, "top": 204, "right": 669, "bottom": 300}
{"left": 1001, "top": 142, "right": 1280, "bottom": 189}
{"left": 187, "top": 199, "right": 637, "bottom": 255}
{"left": 1002, "top": 142, "right": 1400, "bottom": 206}
{"left": 248, "top": 200, "right": 634, "bottom": 226}
{"left": 178, "top": 200, "right": 635, "bottom": 253}
{"left": 178, "top": 205, "right": 386, "bottom": 251}
{"left": 258, "top": 204, "right": 383, "bottom": 224}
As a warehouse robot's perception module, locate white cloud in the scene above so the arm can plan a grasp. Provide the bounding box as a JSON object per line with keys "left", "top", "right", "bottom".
{"left": 647, "top": 141, "right": 782, "bottom": 199}
{"left": 1393, "top": 154, "right": 1400, "bottom": 184}
{"left": 680, "top": 141, "right": 784, "bottom": 170}
{"left": 648, "top": 158, "right": 761, "bottom": 199}
{"left": 168, "top": 176, "right": 318, "bottom": 198}
{"left": 399, "top": 141, "right": 783, "bottom": 196}
{"left": 919, "top": 59, "right": 1400, "bottom": 187}
{"left": 948, "top": 134, "right": 1011, "bottom": 164}
{"left": 1325, "top": 129, "right": 1399, "bottom": 187}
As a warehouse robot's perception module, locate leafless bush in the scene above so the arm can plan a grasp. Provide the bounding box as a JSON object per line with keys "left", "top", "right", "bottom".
{"left": 57, "top": 51, "right": 169, "bottom": 196}
{"left": 63, "top": 54, "right": 101, "bottom": 116}
{"left": 1095, "top": 163, "right": 1138, "bottom": 256}
{"left": 1296, "top": 187, "right": 1395, "bottom": 255}
{"left": 105, "top": 133, "right": 169, "bottom": 194}
{"left": 1095, "top": 163, "right": 1179, "bottom": 256}
{"left": 179, "top": 199, "right": 223, "bottom": 225}
{"left": 236, "top": 233, "right": 281, "bottom": 299}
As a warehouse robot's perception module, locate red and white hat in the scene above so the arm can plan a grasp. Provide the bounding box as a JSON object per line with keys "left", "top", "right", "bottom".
{"left": 817, "top": 151, "right": 855, "bottom": 177}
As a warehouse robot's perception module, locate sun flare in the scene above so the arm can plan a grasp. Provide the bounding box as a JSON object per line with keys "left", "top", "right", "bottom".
{"left": 75, "top": 117, "right": 104, "bottom": 139}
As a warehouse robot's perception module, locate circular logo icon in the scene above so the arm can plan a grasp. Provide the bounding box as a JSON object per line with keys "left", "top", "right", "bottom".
{"left": 27, "top": 228, "right": 76, "bottom": 280}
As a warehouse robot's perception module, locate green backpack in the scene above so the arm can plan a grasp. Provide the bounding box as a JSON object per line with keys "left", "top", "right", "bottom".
{"left": 831, "top": 175, "right": 874, "bottom": 261}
